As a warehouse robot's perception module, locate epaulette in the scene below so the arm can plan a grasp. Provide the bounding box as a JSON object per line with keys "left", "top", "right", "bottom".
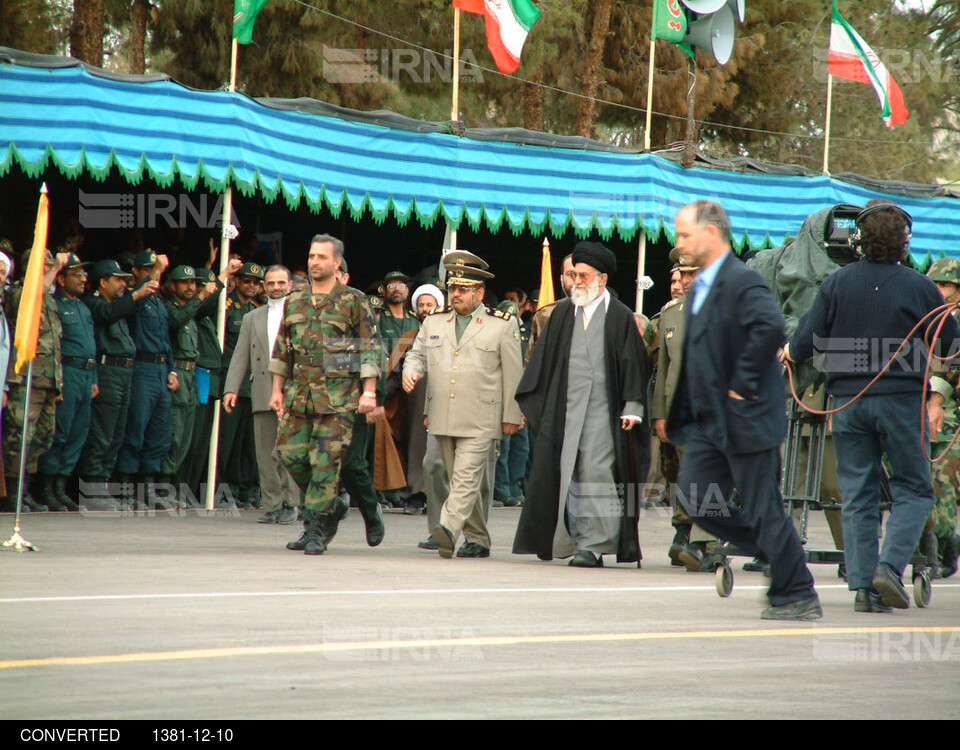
{"left": 429, "top": 306, "right": 451, "bottom": 316}
{"left": 662, "top": 297, "right": 682, "bottom": 312}
{"left": 488, "top": 307, "right": 513, "bottom": 321}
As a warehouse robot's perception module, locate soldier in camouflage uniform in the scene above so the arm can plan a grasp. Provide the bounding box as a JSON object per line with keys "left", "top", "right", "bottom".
{"left": 220, "top": 261, "right": 263, "bottom": 507}
{"left": 161, "top": 265, "right": 220, "bottom": 503}
{"left": 2, "top": 249, "right": 65, "bottom": 512}
{"left": 268, "top": 234, "right": 380, "bottom": 556}
{"left": 926, "top": 258, "right": 960, "bottom": 577}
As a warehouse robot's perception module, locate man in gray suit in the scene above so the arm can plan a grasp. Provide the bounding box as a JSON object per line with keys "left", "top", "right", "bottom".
{"left": 402, "top": 251, "right": 524, "bottom": 559}
{"left": 223, "top": 265, "right": 299, "bottom": 523}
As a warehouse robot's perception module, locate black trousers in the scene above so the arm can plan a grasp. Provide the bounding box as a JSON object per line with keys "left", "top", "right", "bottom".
{"left": 676, "top": 427, "right": 815, "bottom": 606}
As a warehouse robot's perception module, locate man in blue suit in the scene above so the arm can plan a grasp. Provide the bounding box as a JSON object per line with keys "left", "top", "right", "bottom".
{"left": 667, "top": 200, "right": 821, "bottom": 620}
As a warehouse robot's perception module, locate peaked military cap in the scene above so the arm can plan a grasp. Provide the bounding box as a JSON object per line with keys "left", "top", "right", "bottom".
{"left": 90, "top": 259, "right": 132, "bottom": 282}
{"left": 239, "top": 261, "right": 264, "bottom": 280}
{"left": 22, "top": 248, "right": 56, "bottom": 267}
{"left": 170, "top": 265, "right": 197, "bottom": 282}
{"left": 194, "top": 267, "right": 216, "bottom": 283}
{"left": 133, "top": 250, "right": 158, "bottom": 268}
{"left": 669, "top": 246, "right": 699, "bottom": 272}
{"left": 443, "top": 250, "right": 494, "bottom": 286}
{"left": 62, "top": 252, "right": 91, "bottom": 270}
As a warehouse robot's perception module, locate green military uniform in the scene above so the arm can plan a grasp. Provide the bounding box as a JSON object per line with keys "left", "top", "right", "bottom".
{"left": 37, "top": 253, "right": 96, "bottom": 509}
{"left": 77, "top": 260, "right": 138, "bottom": 509}
{"left": 184, "top": 267, "right": 224, "bottom": 499}
{"left": 3, "top": 250, "right": 62, "bottom": 510}
{"left": 219, "top": 264, "right": 263, "bottom": 505}
{"left": 926, "top": 259, "right": 960, "bottom": 576}
{"left": 162, "top": 265, "right": 219, "bottom": 494}
{"left": 268, "top": 280, "right": 380, "bottom": 517}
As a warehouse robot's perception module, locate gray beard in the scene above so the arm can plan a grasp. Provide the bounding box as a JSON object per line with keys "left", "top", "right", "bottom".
{"left": 571, "top": 280, "right": 600, "bottom": 307}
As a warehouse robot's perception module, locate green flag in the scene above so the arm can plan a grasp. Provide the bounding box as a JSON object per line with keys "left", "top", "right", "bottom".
{"left": 233, "top": 0, "right": 270, "bottom": 45}
{"left": 651, "top": 0, "right": 694, "bottom": 60}
{"left": 652, "top": 0, "right": 686, "bottom": 43}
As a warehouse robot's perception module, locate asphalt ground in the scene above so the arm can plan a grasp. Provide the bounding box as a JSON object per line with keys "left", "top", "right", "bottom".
{"left": 1, "top": 502, "right": 958, "bottom": 721}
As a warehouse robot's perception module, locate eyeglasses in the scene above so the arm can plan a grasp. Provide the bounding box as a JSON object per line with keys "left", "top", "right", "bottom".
{"left": 386, "top": 282, "right": 407, "bottom": 290}
{"left": 447, "top": 284, "right": 475, "bottom": 295}
{"left": 569, "top": 271, "right": 600, "bottom": 283}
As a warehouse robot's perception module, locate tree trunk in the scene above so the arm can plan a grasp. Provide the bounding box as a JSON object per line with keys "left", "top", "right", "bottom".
{"left": 129, "top": 0, "right": 149, "bottom": 75}
{"left": 71, "top": 0, "right": 105, "bottom": 66}
{"left": 523, "top": 62, "right": 544, "bottom": 131}
{"left": 574, "top": 0, "right": 613, "bottom": 138}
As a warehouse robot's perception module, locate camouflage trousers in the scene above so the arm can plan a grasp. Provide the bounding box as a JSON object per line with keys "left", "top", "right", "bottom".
{"left": 277, "top": 411, "right": 353, "bottom": 513}
{"left": 3, "top": 384, "right": 57, "bottom": 476}
{"left": 930, "top": 443, "right": 960, "bottom": 538}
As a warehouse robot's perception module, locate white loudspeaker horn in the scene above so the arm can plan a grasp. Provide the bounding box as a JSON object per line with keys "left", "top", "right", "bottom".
{"left": 679, "top": 0, "right": 728, "bottom": 13}
{"left": 727, "top": 0, "right": 745, "bottom": 22}
{"left": 684, "top": 4, "right": 735, "bottom": 64}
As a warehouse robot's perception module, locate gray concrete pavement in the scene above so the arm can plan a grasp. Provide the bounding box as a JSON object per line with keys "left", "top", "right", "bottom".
{"left": 1, "top": 503, "right": 958, "bottom": 720}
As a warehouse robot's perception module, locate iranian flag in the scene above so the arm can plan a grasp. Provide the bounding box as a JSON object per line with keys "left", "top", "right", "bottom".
{"left": 454, "top": 0, "right": 542, "bottom": 75}
{"left": 828, "top": 2, "right": 909, "bottom": 127}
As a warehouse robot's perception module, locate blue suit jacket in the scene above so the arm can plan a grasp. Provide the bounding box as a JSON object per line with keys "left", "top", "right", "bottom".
{"left": 667, "top": 254, "right": 788, "bottom": 454}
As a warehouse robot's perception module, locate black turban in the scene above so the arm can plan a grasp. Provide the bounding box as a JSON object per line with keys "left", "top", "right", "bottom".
{"left": 571, "top": 241, "right": 617, "bottom": 276}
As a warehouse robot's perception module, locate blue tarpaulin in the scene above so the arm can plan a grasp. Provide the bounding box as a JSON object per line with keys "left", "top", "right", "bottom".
{"left": 1, "top": 54, "right": 957, "bottom": 262}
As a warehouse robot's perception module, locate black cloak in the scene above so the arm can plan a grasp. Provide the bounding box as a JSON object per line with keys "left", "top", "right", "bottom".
{"left": 511, "top": 297, "right": 650, "bottom": 563}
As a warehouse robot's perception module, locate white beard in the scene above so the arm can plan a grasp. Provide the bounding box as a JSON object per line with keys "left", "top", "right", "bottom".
{"left": 571, "top": 278, "right": 600, "bottom": 307}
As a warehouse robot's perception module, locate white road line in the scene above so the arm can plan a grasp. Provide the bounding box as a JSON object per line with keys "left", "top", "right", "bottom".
{"left": 5, "top": 582, "right": 956, "bottom": 604}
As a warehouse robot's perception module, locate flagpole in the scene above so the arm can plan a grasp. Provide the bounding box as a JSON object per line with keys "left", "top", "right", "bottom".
{"left": 644, "top": 37, "right": 656, "bottom": 151}
{"left": 205, "top": 34, "right": 240, "bottom": 511}
{"left": 3, "top": 360, "right": 38, "bottom": 552}
{"left": 822, "top": 72, "right": 834, "bottom": 175}
{"left": 448, "top": 7, "right": 461, "bottom": 253}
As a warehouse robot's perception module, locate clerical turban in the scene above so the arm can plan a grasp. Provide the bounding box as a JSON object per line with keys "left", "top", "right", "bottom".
{"left": 571, "top": 241, "right": 617, "bottom": 276}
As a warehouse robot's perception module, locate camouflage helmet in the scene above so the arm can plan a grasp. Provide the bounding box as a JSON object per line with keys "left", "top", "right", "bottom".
{"left": 927, "top": 259, "right": 960, "bottom": 285}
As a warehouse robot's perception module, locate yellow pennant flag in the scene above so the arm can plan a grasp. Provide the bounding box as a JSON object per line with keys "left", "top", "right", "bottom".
{"left": 14, "top": 184, "right": 50, "bottom": 374}
{"left": 536, "top": 237, "right": 555, "bottom": 310}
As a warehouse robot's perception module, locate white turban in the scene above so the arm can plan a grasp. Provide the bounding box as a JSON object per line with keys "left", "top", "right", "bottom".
{"left": 411, "top": 283, "right": 445, "bottom": 311}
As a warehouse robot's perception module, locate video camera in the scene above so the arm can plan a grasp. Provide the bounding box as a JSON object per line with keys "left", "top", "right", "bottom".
{"left": 822, "top": 203, "right": 862, "bottom": 266}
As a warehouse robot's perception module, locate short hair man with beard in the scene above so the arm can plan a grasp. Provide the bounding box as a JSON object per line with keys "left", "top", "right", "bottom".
{"left": 512, "top": 241, "right": 648, "bottom": 568}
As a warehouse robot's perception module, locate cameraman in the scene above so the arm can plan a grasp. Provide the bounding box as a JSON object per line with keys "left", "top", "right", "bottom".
{"left": 784, "top": 202, "right": 960, "bottom": 612}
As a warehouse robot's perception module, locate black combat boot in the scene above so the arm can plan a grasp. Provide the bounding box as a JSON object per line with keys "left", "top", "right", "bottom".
{"left": 303, "top": 513, "right": 325, "bottom": 556}
{"left": 54, "top": 476, "right": 81, "bottom": 511}
{"left": 287, "top": 511, "right": 311, "bottom": 551}
{"left": 317, "top": 493, "right": 350, "bottom": 550}
{"left": 20, "top": 474, "right": 49, "bottom": 512}
{"left": 36, "top": 474, "right": 67, "bottom": 511}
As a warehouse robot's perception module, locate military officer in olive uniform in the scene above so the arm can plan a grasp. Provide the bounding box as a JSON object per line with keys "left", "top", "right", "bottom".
{"left": 220, "top": 261, "right": 263, "bottom": 507}
{"left": 36, "top": 253, "right": 97, "bottom": 511}
{"left": 161, "top": 265, "right": 220, "bottom": 502}
{"left": 650, "top": 249, "right": 720, "bottom": 571}
{"left": 115, "top": 251, "right": 178, "bottom": 504}
{"left": 402, "top": 251, "right": 524, "bottom": 559}
{"left": 268, "top": 234, "right": 380, "bottom": 556}
{"left": 77, "top": 259, "right": 159, "bottom": 511}
{"left": 2, "top": 249, "right": 65, "bottom": 512}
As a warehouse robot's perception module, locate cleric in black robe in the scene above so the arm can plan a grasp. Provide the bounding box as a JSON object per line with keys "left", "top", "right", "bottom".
{"left": 512, "top": 242, "right": 649, "bottom": 566}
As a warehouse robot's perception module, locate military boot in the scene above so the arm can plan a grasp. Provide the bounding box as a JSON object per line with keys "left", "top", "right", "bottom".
{"left": 317, "top": 493, "right": 350, "bottom": 549}
{"left": 940, "top": 533, "right": 960, "bottom": 579}
{"left": 303, "top": 513, "right": 325, "bottom": 556}
{"left": 286, "top": 512, "right": 310, "bottom": 551}
{"left": 20, "top": 474, "right": 49, "bottom": 512}
{"left": 920, "top": 531, "right": 941, "bottom": 579}
{"left": 53, "top": 476, "right": 81, "bottom": 511}
{"left": 668, "top": 524, "right": 690, "bottom": 567}
{"left": 36, "top": 474, "right": 68, "bottom": 511}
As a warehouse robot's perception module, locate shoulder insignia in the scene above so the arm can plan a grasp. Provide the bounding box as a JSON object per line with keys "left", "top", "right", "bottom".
{"left": 429, "top": 306, "right": 450, "bottom": 316}
{"left": 489, "top": 307, "right": 513, "bottom": 320}
{"left": 662, "top": 298, "right": 682, "bottom": 312}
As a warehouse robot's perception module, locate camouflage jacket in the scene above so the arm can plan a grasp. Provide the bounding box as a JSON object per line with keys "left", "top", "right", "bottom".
{"left": 4, "top": 285, "right": 62, "bottom": 392}
{"left": 268, "top": 282, "right": 380, "bottom": 416}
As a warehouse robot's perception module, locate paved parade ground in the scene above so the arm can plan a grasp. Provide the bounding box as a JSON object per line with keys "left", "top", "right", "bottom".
{"left": 1, "top": 504, "right": 958, "bottom": 721}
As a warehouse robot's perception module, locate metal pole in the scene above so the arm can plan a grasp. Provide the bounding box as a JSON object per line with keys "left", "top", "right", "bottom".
{"left": 3, "top": 360, "right": 38, "bottom": 551}
{"left": 822, "top": 73, "right": 834, "bottom": 175}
